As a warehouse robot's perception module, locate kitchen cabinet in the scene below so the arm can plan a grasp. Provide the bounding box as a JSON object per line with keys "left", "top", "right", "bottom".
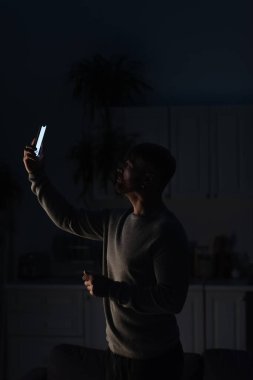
{"left": 237, "top": 106, "right": 253, "bottom": 196}
{"left": 176, "top": 285, "right": 205, "bottom": 353}
{"left": 169, "top": 106, "right": 210, "bottom": 198}
{"left": 176, "top": 284, "right": 250, "bottom": 354}
{"left": 4, "top": 284, "right": 106, "bottom": 380}
{"left": 170, "top": 105, "right": 253, "bottom": 198}
{"left": 112, "top": 106, "right": 169, "bottom": 148}
{"left": 209, "top": 106, "right": 240, "bottom": 197}
{"left": 110, "top": 105, "right": 253, "bottom": 199}
{"left": 205, "top": 286, "right": 246, "bottom": 350}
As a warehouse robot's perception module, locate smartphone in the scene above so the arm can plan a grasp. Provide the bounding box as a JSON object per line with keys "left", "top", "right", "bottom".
{"left": 34, "top": 125, "right": 47, "bottom": 157}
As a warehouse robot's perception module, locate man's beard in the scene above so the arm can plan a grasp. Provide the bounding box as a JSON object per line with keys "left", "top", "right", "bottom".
{"left": 112, "top": 170, "right": 141, "bottom": 195}
{"left": 111, "top": 171, "right": 125, "bottom": 195}
{"left": 113, "top": 173, "right": 133, "bottom": 195}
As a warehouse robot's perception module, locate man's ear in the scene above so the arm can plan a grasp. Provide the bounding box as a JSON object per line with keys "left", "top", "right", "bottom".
{"left": 143, "top": 171, "right": 155, "bottom": 186}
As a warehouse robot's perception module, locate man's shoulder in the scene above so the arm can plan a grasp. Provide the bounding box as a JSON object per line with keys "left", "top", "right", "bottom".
{"left": 159, "top": 208, "right": 188, "bottom": 239}
{"left": 107, "top": 207, "right": 131, "bottom": 221}
{"left": 160, "top": 207, "right": 182, "bottom": 225}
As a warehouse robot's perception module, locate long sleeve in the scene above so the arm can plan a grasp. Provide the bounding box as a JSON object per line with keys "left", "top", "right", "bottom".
{"left": 29, "top": 171, "right": 107, "bottom": 240}
{"left": 126, "top": 228, "right": 189, "bottom": 314}
{"left": 108, "top": 222, "right": 190, "bottom": 315}
{"left": 104, "top": 210, "right": 190, "bottom": 358}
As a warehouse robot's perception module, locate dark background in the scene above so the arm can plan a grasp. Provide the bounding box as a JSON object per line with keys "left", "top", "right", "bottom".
{"left": 1, "top": 3, "right": 253, "bottom": 377}
{"left": 1, "top": 0, "right": 253, "bottom": 268}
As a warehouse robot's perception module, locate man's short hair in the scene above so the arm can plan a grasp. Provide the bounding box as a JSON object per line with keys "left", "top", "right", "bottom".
{"left": 126, "top": 143, "right": 176, "bottom": 191}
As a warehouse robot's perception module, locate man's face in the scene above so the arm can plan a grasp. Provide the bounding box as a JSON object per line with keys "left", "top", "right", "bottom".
{"left": 114, "top": 159, "right": 145, "bottom": 195}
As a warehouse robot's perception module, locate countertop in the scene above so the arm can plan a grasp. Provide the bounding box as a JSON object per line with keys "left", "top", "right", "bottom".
{"left": 3, "top": 276, "right": 253, "bottom": 291}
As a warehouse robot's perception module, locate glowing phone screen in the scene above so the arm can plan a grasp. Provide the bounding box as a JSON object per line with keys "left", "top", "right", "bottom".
{"left": 35, "top": 125, "right": 47, "bottom": 156}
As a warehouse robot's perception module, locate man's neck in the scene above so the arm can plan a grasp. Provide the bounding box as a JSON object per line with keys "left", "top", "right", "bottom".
{"left": 126, "top": 192, "right": 164, "bottom": 216}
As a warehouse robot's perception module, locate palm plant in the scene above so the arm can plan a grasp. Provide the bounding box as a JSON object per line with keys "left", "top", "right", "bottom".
{"left": 67, "top": 54, "right": 152, "bottom": 198}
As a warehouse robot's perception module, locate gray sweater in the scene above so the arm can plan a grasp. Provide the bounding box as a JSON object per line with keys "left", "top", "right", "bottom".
{"left": 29, "top": 172, "right": 189, "bottom": 359}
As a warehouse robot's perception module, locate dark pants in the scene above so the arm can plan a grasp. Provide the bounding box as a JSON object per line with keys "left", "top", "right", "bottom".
{"left": 47, "top": 342, "right": 184, "bottom": 380}
{"left": 105, "top": 342, "right": 184, "bottom": 380}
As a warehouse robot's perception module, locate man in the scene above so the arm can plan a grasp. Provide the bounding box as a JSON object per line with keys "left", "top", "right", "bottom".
{"left": 23, "top": 141, "right": 189, "bottom": 380}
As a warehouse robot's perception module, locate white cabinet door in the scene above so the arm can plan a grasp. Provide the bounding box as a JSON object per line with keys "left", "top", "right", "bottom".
{"left": 209, "top": 106, "right": 241, "bottom": 197}
{"left": 112, "top": 106, "right": 169, "bottom": 147}
{"left": 177, "top": 286, "right": 247, "bottom": 354}
{"left": 207, "top": 105, "right": 253, "bottom": 198}
{"left": 176, "top": 286, "right": 204, "bottom": 353}
{"left": 169, "top": 107, "right": 210, "bottom": 198}
{"left": 205, "top": 288, "right": 246, "bottom": 350}
{"left": 238, "top": 106, "right": 253, "bottom": 197}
